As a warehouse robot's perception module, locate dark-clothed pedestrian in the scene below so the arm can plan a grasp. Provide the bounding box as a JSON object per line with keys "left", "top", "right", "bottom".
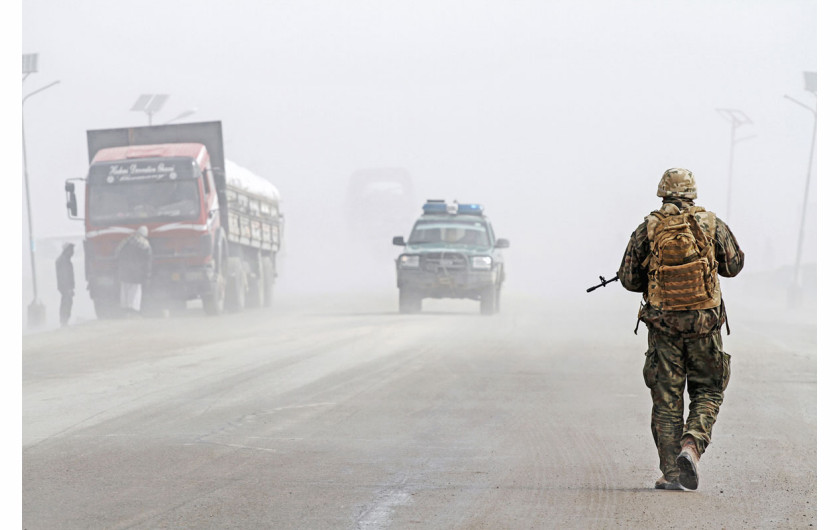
{"left": 617, "top": 168, "right": 745, "bottom": 491}
{"left": 55, "top": 242, "right": 75, "bottom": 326}
{"left": 115, "top": 226, "right": 152, "bottom": 315}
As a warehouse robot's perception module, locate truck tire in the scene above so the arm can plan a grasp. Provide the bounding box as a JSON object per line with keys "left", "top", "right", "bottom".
{"left": 245, "top": 257, "right": 264, "bottom": 308}
{"left": 202, "top": 276, "right": 225, "bottom": 315}
{"left": 262, "top": 256, "right": 275, "bottom": 307}
{"left": 399, "top": 288, "right": 422, "bottom": 314}
{"left": 225, "top": 256, "right": 246, "bottom": 312}
{"left": 494, "top": 284, "right": 502, "bottom": 314}
{"left": 480, "top": 284, "right": 496, "bottom": 315}
{"left": 203, "top": 233, "right": 228, "bottom": 315}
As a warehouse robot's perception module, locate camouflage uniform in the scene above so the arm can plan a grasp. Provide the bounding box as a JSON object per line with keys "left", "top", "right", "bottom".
{"left": 618, "top": 189, "right": 744, "bottom": 485}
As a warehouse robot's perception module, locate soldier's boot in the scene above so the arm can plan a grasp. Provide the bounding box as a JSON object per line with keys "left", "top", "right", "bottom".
{"left": 677, "top": 437, "right": 700, "bottom": 490}
{"left": 654, "top": 475, "right": 683, "bottom": 491}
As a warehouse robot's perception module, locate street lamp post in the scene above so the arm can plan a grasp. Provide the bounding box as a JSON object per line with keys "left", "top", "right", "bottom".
{"left": 785, "top": 71, "right": 817, "bottom": 308}
{"left": 716, "top": 108, "right": 755, "bottom": 222}
{"left": 22, "top": 53, "right": 60, "bottom": 328}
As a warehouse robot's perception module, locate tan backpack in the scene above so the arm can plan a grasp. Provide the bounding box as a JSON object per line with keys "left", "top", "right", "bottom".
{"left": 644, "top": 203, "right": 721, "bottom": 311}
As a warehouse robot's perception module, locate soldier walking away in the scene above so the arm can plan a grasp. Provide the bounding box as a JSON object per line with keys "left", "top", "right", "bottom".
{"left": 617, "top": 168, "right": 744, "bottom": 491}
{"left": 55, "top": 242, "right": 75, "bottom": 326}
{"left": 115, "top": 226, "right": 153, "bottom": 316}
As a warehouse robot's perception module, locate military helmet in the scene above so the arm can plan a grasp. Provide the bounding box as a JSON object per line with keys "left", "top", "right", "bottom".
{"left": 657, "top": 168, "right": 697, "bottom": 199}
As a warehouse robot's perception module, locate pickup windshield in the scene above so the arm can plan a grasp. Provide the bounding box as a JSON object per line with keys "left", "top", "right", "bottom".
{"left": 408, "top": 220, "right": 490, "bottom": 246}
{"left": 88, "top": 180, "right": 201, "bottom": 225}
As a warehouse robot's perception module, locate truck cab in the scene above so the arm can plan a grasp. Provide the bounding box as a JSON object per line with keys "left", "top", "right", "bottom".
{"left": 75, "top": 143, "right": 224, "bottom": 317}
{"left": 65, "top": 121, "right": 283, "bottom": 317}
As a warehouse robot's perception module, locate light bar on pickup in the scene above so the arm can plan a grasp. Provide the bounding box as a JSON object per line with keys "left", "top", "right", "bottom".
{"left": 457, "top": 203, "right": 484, "bottom": 215}
{"left": 422, "top": 200, "right": 484, "bottom": 216}
{"left": 422, "top": 200, "right": 448, "bottom": 214}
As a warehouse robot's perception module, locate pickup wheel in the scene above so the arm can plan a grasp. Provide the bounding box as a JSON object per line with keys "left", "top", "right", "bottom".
{"left": 480, "top": 284, "right": 497, "bottom": 315}
{"left": 399, "top": 288, "right": 422, "bottom": 314}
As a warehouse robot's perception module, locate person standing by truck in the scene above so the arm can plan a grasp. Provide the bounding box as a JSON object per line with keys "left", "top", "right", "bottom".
{"left": 115, "top": 226, "right": 152, "bottom": 316}
{"left": 55, "top": 242, "right": 75, "bottom": 326}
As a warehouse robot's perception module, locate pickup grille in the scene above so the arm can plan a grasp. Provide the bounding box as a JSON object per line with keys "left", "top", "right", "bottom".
{"left": 423, "top": 252, "right": 467, "bottom": 272}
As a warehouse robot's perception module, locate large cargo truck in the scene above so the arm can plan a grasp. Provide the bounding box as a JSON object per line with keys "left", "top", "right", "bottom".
{"left": 64, "top": 121, "right": 284, "bottom": 317}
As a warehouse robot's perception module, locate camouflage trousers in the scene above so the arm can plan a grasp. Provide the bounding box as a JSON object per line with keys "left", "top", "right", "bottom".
{"left": 643, "top": 329, "right": 731, "bottom": 480}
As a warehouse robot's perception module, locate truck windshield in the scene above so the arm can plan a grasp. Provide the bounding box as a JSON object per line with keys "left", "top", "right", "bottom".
{"left": 88, "top": 180, "right": 201, "bottom": 225}
{"left": 408, "top": 220, "right": 490, "bottom": 246}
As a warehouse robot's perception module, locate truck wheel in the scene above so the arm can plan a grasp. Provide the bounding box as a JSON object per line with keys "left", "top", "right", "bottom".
{"left": 480, "top": 285, "right": 496, "bottom": 315}
{"left": 226, "top": 270, "right": 246, "bottom": 312}
{"left": 399, "top": 288, "right": 422, "bottom": 314}
{"left": 202, "top": 275, "right": 225, "bottom": 315}
{"left": 246, "top": 258, "right": 265, "bottom": 308}
{"left": 494, "top": 284, "right": 502, "bottom": 313}
{"left": 203, "top": 233, "right": 228, "bottom": 315}
{"left": 262, "top": 256, "right": 275, "bottom": 307}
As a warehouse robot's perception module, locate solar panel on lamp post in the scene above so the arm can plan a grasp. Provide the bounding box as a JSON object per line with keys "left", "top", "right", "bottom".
{"left": 130, "top": 94, "right": 169, "bottom": 125}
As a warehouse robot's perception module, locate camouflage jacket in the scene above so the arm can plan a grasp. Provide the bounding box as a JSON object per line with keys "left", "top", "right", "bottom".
{"left": 617, "top": 198, "right": 745, "bottom": 336}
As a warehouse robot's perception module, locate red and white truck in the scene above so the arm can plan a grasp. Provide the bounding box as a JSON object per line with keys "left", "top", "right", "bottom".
{"left": 65, "top": 121, "right": 284, "bottom": 317}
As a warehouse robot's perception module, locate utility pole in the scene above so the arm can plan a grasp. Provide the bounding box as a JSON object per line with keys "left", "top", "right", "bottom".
{"left": 784, "top": 71, "right": 817, "bottom": 308}
{"left": 22, "top": 53, "right": 60, "bottom": 328}
{"left": 715, "top": 108, "right": 755, "bottom": 222}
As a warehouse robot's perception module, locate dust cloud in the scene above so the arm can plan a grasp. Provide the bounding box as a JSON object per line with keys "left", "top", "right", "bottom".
{"left": 17, "top": 1, "right": 817, "bottom": 323}
{"left": 13, "top": 2, "right": 830, "bottom": 524}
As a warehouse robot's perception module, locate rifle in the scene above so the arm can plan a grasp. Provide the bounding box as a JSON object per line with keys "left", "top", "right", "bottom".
{"left": 586, "top": 274, "right": 619, "bottom": 293}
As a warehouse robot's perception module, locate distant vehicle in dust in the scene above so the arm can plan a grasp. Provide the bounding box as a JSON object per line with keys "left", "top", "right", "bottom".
{"left": 392, "top": 200, "right": 510, "bottom": 315}
{"left": 344, "top": 167, "right": 416, "bottom": 249}
{"left": 64, "top": 121, "right": 284, "bottom": 318}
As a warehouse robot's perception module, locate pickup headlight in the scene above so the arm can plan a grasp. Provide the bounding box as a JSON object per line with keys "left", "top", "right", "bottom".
{"left": 471, "top": 256, "right": 493, "bottom": 270}
{"left": 398, "top": 255, "right": 420, "bottom": 268}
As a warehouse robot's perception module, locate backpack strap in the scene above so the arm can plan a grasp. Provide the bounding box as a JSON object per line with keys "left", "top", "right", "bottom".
{"left": 687, "top": 206, "right": 716, "bottom": 239}
{"left": 645, "top": 210, "right": 664, "bottom": 238}
{"left": 686, "top": 206, "right": 718, "bottom": 265}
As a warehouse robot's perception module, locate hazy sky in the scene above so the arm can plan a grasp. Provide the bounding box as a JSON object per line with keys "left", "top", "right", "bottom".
{"left": 16, "top": 0, "right": 819, "bottom": 298}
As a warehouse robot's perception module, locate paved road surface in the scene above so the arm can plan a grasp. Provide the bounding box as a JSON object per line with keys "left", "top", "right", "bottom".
{"left": 23, "top": 290, "right": 817, "bottom": 528}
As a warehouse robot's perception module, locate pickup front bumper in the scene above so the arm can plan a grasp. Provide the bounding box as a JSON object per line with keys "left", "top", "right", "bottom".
{"left": 396, "top": 252, "right": 497, "bottom": 299}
